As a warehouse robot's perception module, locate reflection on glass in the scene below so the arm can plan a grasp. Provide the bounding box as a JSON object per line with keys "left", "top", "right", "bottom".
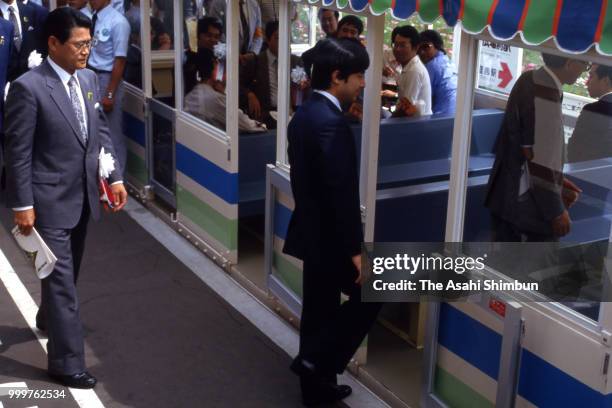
{"left": 152, "top": 110, "right": 174, "bottom": 192}
{"left": 123, "top": 0, "right": 143, "bottom": 88}
{"left": 463, "top": 49, "right": 611, "bottom": 321}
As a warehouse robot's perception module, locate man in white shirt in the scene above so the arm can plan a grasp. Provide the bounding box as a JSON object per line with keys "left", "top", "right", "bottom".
{"left": 384, "top": 25, "right": 432, "bottom": 116}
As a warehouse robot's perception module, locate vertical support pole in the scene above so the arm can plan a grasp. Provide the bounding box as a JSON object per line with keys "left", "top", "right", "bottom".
{"left": 226, "top": 0, "right": 240, "bottom": 173}
{"left": 276, "top": 0, "right": 291, "bottom": 169}
{"left": 49, "top": 0, "right": 57, "bottom": 10}
{"left": 421, "top": 33, "right": 479, "bottom": 408}
{"left": 360, "top": 14, "right": 385, "bottom": 243}
{"left": 141, "top": 0, "right": 153, "bottom": 99}
{"left": 174, "top": 0, "right": 184, "bottom": 111}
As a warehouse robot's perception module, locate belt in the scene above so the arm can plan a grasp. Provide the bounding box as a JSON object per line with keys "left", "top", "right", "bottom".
{"left": 87, "top": 66, "right": 112, "bottom": 74}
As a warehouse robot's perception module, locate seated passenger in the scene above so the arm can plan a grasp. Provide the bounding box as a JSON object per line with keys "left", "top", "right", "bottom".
{"left": 335, "top": 15, "right": 363, "bottom": 40}
{"left": 382, "top": 25, "right": 432, "bottom": 117}
{"left": 240, "top": 20, "right": 302, "bottom": 129}
{"left": 197, "top": 16, "right": 222, "bottom": 50}
{"left": 151, "top": 16, "right": 172, "bottom": 50}
{"left": 184, "top": 48, "right": 266, "bottom": 133}
{"left": 418, "top": 29, "right": 457, "bottom": 115}
{"left": 567, "top": 64, "right": 612, "bottom": 163}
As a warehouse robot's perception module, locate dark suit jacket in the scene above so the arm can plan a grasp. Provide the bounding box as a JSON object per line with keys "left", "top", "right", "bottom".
{"left": 485, "top": 68, "right": 566, "bottom": 236}
{"left": 4, "top": 60, "right": 121, "bottom": 229}
{"left": 283, "top": 92, "right": 363, "bottom": 263}
{"left": 4, "top": 1, "right": 48, "bottom": 82}
{"left": 240, "top": 50, "right": 301, "bottom": 128}
{"left": 567, "top": 94, "right": 612, "bottom": 163}
{"left": 0, "top": 18, "right": 13, "bottom": 131}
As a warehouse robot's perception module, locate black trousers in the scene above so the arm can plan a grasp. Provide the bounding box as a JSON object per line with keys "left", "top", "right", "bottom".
{"left": 491, "top": 215, "right": 557, "bottom": 242}
{"left": 299, "top": 254, "right": 382, "bottom": 375}
{"left": 36, "top": 204, "right": 90, "bottom": 375}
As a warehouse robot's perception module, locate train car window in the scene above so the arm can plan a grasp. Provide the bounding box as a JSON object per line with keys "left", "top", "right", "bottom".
{"left": 181, "top": 1, "right": 230, "bottom": 132}
{"left": 123, "top": 0, "right": 143, "bottom": 90}
{"left": 146, "top": 0, "right": 175, "bottom": 107}
{"left": 465, "top": 44, "right": 610, "bottom": 322}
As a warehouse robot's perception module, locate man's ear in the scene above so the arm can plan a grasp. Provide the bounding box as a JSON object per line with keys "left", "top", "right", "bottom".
{"left": 331, "top": 69, "right": 342, "bottom": 85}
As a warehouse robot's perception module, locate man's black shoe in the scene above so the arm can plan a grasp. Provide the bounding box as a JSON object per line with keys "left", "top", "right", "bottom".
{"left": 49, "top": 372, "right": 97, "bottom": 389}
{"left": 301, "top": 379, "right": 352, "bottom": 407}
{"left": 35, "top": 321, "right": 46, "bottom": 332}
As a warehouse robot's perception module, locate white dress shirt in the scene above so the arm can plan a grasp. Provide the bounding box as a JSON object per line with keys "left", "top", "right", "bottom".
{"left": 396, "top": 55, "right": 432, "bottom": 116}
{"left": 0, "top": 1, "right": 22, "bottom": 37}
{"left": 267, "top": 49, "right": 278, "bottom": 109}
{"left": 314, "top": 90, "right": 342, "bottom": 112}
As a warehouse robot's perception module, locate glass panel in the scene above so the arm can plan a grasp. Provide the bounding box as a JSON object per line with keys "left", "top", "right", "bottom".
{"left": 149, "top": 0, "right": 175, "bottom": 106}
{"left": 152, "top": 108, "right": 175, "bottom": 192}
{"left": 464, "top": 43, "right": 611, "bottom": 322}
{"left": 123, "top": 0, "right": 144, "bottom": 89}
{"left": 181, "top": 3, "right": 228, "bottom": 131}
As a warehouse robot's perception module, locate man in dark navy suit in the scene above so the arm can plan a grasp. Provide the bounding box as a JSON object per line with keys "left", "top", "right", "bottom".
{"left": 283, "top": 38, "right": 382, "bottom": 406}
{"left": 0, "top": 17, "right": 14, "bottom": 175}
{"left": 1, "top": 0, "right": 48, "bottom": 81}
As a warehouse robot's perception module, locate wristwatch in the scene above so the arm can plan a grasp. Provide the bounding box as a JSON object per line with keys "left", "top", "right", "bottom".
{"left": 106, "top": 91, "right": 114, "bottom": 100}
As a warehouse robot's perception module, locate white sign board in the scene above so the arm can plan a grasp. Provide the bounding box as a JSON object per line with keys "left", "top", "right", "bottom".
{"left": 477, "top": 41, "right": 523, "bottom": 95}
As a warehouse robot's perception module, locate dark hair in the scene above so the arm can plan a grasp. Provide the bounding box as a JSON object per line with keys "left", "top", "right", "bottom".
{"left": 391, "top": 25, "right": 419, "bottom": 48}
{"left": 542, "top": 53, "right": 570, "bottom": 69}
{"left": 265, "top": 20, "right": 279, "bottom": 40}
{"left": 317, "top": 8, "right": 339, "bottom": 21}
{"left": 197, "top": 16, "right": 223, "bottom": 37}
{"left": 195, "top": 48, "right": 217, "bottom": 81}
{"left": 311, "top": 38, "right": 369, "bottom": 90}
{"left": 420, "top": 29, "right": 445, "bottom": 53}
{"left": 595, "top": 64, "right": 612, "bottom": 82}
{"left": 337, "top": 15, "right": 364, "bottom": 36}
{"left": 44, "top": 6, "right": 91, "bottom": 43}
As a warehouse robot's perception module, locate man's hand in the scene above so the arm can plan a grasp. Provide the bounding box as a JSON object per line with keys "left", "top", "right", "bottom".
{"left": 562, "top": 177, "right": 582, "bottom": 208}
{"left": 102, "top": 96, "right": 115, "bottom": 113}
{"left": 110, "top": 183, "right": 128, "bottom": 212}
{"left": 14, "top": 209, "right": 35, "bottom": 236}
{"left": 352, "top": 254, "right": 363, "bottom": 285}
{"left": 382, "top": 65, "right": 394, "bottom": 77}
{"left": 552, "top": 210, "right": 571, "bottom": 237}
{"left": 381, "top": 89, "right": 397, "bottom": 99}
{"left": 247, "top": 92, "right": 262, "bottom": 120}
{"left": 348, "top": 102, "right": 363, "bottom": 121}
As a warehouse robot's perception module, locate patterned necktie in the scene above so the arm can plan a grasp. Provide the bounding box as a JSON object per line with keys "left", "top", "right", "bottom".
{"left": 8, "top": 6, "right": 21, "bottom": 52}
{"left": 238, "top": 0, "right": 249, "bottom": 54}
{"left": 91, "top": 12, "right": 97, "bottom": 38}
{"left": 68, "top": 76, "right": 88, "bottom": 144}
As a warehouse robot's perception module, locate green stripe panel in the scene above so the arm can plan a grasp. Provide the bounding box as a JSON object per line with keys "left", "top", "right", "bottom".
{"left": 177, "top": 185, "right": 238, "bottom": 251}
{"left": 418, "top": 0, "right": 442, "bottom": 23}
{"left": 599, "top": 1, "right": 612, "bottom": 55}
{"left": 370, "top": 0, "right": 393, "bottom": 15}
{"left": 273, "top": 251, "right": 303, "bottom": 298}
{"left": 521, "top": 0, "right": 558, "bottom": 44}
{"left": 126, "top": 150, "right": 147, "bottom": 185}
{"left": 461, "top": 0, "right": 495, "bottom": 33}
{"left": 336, "top": 0, "right": 350, "bottom": 9}
{"left": 434, "top": 366, "right": 494, "bottom": 408}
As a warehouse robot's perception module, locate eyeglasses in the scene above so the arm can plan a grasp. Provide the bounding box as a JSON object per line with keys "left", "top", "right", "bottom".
{"left": 68, "top": 39, "right": 95, "bottom": 52}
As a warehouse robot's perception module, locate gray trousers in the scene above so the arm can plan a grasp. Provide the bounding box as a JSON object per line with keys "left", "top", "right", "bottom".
{"left": 37, "top": 205, "right": 90, "bottom": 375}
{"left": 98, "top": 73, "right": 126, "bottom": 177}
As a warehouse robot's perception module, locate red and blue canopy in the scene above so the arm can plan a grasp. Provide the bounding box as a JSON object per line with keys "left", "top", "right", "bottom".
{"left": 309, "top": 0, "right": 612, "bottom": 56}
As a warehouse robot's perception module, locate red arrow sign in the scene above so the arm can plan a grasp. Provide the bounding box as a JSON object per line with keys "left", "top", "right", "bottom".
{"left": 498, "top": 62, "right": 513, "bottom": 89}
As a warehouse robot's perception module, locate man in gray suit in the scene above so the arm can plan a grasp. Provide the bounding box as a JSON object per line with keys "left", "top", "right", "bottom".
{"left": 485, "top": 54, "right": 588, "bottom": 241}
{"left": 4, "top": 7, "right": 127, "bottom": 388}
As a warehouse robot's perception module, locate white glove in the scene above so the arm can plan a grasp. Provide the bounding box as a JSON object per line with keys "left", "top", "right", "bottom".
{"left": 4, "top": 81, "right": 9, "bottom": 102}
{"left": 27, "top": 51, "right": 43, "bottom": 69}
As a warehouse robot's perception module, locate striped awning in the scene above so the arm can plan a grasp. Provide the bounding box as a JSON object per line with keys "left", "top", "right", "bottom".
{"left": 311, "top": 0, "right": 612, "bottom": 56}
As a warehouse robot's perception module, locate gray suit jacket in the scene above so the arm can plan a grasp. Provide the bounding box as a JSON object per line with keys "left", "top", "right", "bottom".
{"left": 485, "top": 68, "right": 566, "bottom": 236}
{"left": 4, "top": 60, "right": 120, "bottom": 229}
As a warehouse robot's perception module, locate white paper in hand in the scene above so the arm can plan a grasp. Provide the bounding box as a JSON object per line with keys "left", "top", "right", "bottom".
{"left": 11, "top": 226, "right": 57, "bottom": 279}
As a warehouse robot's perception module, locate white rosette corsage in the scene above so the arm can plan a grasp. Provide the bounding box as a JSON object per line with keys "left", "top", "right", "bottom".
{"left": 213, "top": 42, "right": 227, "bottom": 82}
{"left": 27, "top": 50, "right": 43, "bottom": 69}
{"left": 98, "top": 147, "right": 116, "bottom": 179}
{"left": 291, "top": 66, "right": 307, "bottom": 106}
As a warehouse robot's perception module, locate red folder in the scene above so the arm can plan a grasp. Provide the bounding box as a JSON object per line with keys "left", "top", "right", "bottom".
{"left": 99, "top": 177, "right": 115, "bottom": 209}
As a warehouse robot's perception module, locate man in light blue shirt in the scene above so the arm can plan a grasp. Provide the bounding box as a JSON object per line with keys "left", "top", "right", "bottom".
{"left": 418, "top": 29, "right": 457, "bottom": 115}
{"left": 88, "top": 0, "right": 130, "bottom": 175}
